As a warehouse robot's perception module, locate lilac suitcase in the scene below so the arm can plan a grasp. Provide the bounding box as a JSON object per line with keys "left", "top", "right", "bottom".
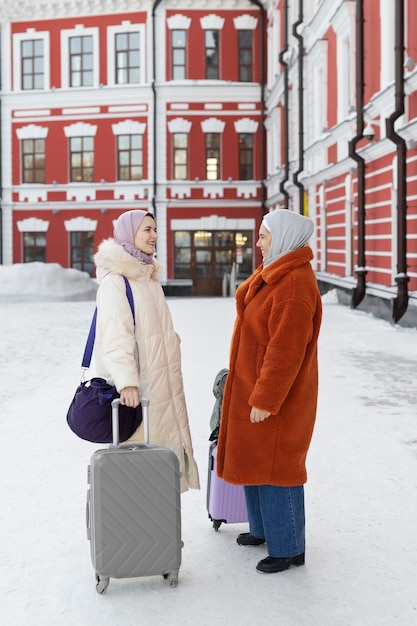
{"left": 206, "top": 440, "right": 248, "bottom": 531}
{"left": 87, "top": 398, "right": 182, "bottom": 593}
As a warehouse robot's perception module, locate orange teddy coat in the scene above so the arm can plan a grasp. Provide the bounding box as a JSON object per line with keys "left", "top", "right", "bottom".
{"left": 217, "top": 246, "right": 322, "bottom": 487}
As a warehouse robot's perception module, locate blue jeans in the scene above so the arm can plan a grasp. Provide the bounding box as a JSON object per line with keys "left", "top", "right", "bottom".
{"left": 244, "top": 485, "right": 305, "bottom": 558}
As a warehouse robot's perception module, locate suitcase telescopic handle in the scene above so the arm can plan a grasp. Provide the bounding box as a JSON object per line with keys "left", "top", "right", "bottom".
{"left": 111, "top": 396, "right": 150, "bottom": 447}
{"left": 140, "top": 397, "right": 149, "bottom": 444}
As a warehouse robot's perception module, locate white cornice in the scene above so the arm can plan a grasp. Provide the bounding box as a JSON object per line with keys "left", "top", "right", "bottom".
{"left": 331, "top": 0, "right": 354, "bottom": 40}
{"left": 0, "top": 0, "right": 266, "bottom": 22}
{"left": 303, "top": 0, "right": 346, "bottom": 52}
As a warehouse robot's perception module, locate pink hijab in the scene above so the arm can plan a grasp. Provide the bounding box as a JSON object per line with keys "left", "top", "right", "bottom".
{"left": 113, "top": 210, "right": 155, "bottom": 265}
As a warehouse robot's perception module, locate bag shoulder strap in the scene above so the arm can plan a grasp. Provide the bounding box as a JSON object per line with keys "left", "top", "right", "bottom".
{"left": 81, "top": 276, "right": 134, "bottom": 369}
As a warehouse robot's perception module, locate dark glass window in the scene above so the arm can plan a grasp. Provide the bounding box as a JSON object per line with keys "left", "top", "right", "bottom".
{"left": 115, "top": 32, "right": 140, "bottom": 84}
{"left": 22, "top": 138, "right": 46, "bottom": 183}
{"left": 206, "top": 133, "right": 220, "bottom": 180}
{"left": 173, "top": 133, "right": 188, "bottom": 180}
{"left": 70, "top": 136, "right": 94, "bottom": 182}
{"left": 173, "top": 230, "right": 253, "bottom": 283}
{"left": 69, "top": 35, "right": 93, "bottom": 87}
{"left": 239, "top": 133, "right": 254, "bottom": 180}
{"left": 23, "top": 232, "right": 46, "bottom": 262}
{"left": 117, "top": 134, "right": 143, "bottom": 180}
{"left": 174, "top": 231, "right": 191, "bottom": 279}
{"left": 238, "top": 30, "right": 253, "bottom": 82}
{"left": 21, "top": 39, "right": 44, "bottom": 90}
{"left": 205, "top": 30, "right": 219, "bottom": 79}
{"left": 171, "top": 30, "right": 186, "bottom": 79}
{"left": 70, "top": 231, "right": 94, "bottom": 276}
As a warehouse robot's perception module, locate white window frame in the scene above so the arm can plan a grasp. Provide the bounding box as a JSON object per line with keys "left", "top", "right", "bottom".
{"left": 61, "top": 25, "right": 99, "bottom": 89}
{"left": 13, "top": 29, "right": 50, "bottom": 92}
{"left": 107, "top": 22, "right": 146, "bottom": 87}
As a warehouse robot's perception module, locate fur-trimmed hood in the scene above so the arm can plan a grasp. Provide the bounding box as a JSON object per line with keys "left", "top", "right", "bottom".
{"left": 94, "top": 238, "right": 161, "bottom": 284}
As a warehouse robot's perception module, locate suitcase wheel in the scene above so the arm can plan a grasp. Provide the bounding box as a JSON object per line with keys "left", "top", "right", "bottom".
{"left": 95, "top": 573, "right": 110, "bottom": 594}
{"left": 163, "top": 571, "right": 179, "bottom": 587}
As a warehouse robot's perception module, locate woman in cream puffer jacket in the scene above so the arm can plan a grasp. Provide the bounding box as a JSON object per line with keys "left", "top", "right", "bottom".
{"left": 93, "top": 210, "right": 200, "bottom": 493}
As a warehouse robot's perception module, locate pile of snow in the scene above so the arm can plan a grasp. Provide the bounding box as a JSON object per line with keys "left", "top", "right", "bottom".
{"left": 0, "top": 262, "right": 97, "bottom": 302}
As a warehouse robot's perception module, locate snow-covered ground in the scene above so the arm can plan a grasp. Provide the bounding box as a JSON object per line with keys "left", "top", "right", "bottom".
{"left": 1, "top": 263, "right": 416, "bottom": 626}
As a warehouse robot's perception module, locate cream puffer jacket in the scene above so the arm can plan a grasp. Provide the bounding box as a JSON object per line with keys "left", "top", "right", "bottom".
{"left": 93, "top": 239, "right": 200, "bottom": 493}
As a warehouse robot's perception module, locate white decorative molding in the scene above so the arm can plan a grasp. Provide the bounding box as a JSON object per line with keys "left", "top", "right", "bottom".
{"left": 200, "top": 15, "right": 225, "bottom": 30}
{"left": 203, "top": 185, "right": 224, "bottom": 199}
{"left": 167, "top": 118, "right": 192, "bottom": 133}
{"left": 64, "top": 216, "right": 97, "bottom": 231}
{"left": 308, "top": 37, "right": 328, "bottom": 66}
{"left": 233, "top": 15, "right": 258, "bottom": 31}
{"left": 169, "top": 186, "right": 192, "bottom": 199}
{"left": 65, "top": 188, "right": 96, "bottom": 202}
{"left": 17, "top": 217, "right": 49, "bottom": 232}
{"left": 201, "top": 118, "right": 226, "bottom": 133}
{"left": 237, "top": 184, "right": 258, "bottom": 198}
{"left": 16, "top": 124, "right": 48, "bottom": 139}
{"left": 62, "top": 107, "right": 100, "bottom": 115}
{"left": 63, "top": 122, "right": 98, "bottom": 137}
{"left": 167, "top": 15, "right": 192, "bottom": 30}
{"left": 234, "top": 118, "right": 259, "bottom": 133}
{"left": 114, "top": 185, "right": 148, "bottom": 200}
{"left": 18, "top": 189, "right": 48, "bottom": 202}
{"left": 331, "top": 0, "right": 355, "bottom": 40}
{"left": 112, "top": 120, "right": 146, "bottom": 135}
{"left": 171, "top": 216, "right": 255, "bottom": 230}
{"left": 13, "top": 110, "right": 51, "bottom": 117}
{"left": 109, "top": 105, "right": 147, "bottom": 113}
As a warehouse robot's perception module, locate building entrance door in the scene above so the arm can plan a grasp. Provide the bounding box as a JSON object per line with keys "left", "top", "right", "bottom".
{"left": 174, "top": 229, "right": 253, "bottom": 296}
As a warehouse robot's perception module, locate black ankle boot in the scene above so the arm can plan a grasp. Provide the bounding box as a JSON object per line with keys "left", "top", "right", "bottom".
{"left": 236, "top": 532, "right": 266, "bottom": 546}
{"left": 256, "top": 553, "right": 305, "bottom": 573}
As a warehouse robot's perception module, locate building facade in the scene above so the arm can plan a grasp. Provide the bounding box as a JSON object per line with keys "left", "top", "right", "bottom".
{"left": 265, "top": 0, "right": 417, "bottom": 324}
{"left": 0, "top": 0, "right": 266, "bottom": 296}
{"left": 1, "top": 0, "right": 417, "bottom": 323}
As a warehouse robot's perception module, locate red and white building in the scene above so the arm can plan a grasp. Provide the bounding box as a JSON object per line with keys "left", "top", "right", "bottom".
{"left": 1, "top": 0, "right": 417, "bottom": 322}
{"left": 265, "top": 0, "right": 417, "bottom": 325}
{"left": 0, "top": 0, "right": 266, "bottom": 297}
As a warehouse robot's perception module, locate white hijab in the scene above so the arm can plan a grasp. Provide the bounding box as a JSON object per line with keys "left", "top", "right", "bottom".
{"left": 263, "top": 209, "right": 314, "bottom": 267}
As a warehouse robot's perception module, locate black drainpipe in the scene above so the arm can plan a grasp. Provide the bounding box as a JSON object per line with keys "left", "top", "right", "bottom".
{"left": 386, "top": 0, "right": 409, "bottom": 323}
{"left": 249, "top": 0, "right": 267, "bottom": 217}
{"left": 348, "top": 0, "right": 367, "bottom": 309}
{"left": 292, "top": 0, "right": 304, "bottom": 214}
{"left": 278, "top": 0, "right": 290, "bottom": 208}
{"left": 151, "top": 0, "right": 164, "bottom": 218}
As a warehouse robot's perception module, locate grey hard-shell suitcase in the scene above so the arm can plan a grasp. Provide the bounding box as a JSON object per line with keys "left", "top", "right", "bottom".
{"left": 86, "top": 397, "right": 182, "bottom": 594}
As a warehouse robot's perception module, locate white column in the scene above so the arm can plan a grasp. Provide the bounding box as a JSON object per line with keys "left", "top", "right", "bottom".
{"left": 1, "top": 22, "right": 13, "bottom": 264}
{"left": 380, "top": 0, "right": 395, "bottom": 89}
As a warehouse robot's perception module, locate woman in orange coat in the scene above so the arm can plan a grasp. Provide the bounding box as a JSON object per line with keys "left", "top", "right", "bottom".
{"left": 217, "top": 209, "right": 322, "bottom": 573}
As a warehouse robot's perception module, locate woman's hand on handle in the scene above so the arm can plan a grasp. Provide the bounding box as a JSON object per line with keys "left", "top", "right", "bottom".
{"left": 120, "top": 386, "right": 140, "bottom": 408}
